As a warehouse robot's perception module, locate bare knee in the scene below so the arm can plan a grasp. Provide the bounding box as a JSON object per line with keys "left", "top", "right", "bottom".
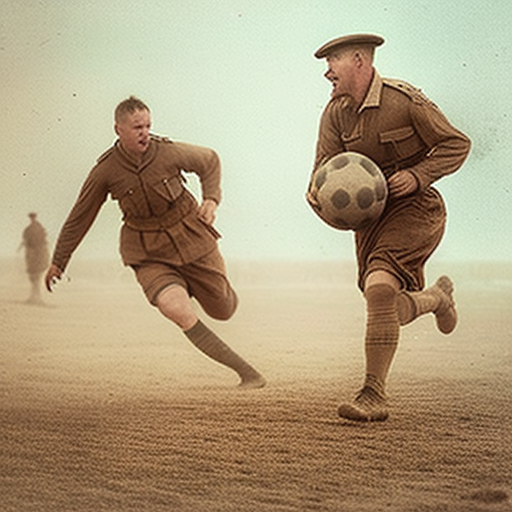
{"left": 155, "top": 285, "right": 197, "bottom": 330}
{"left": 364, "top": 270, "right": 401, "bottom": 293}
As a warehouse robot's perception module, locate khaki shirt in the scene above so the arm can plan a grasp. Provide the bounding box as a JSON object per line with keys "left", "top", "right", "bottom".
{"left": 311, "top": 72, "right": 471, "bottom": 291}
{"left": 312, "top": 71, "right": 471, "bottom": 191}
{"left": 52, "top": 136, "right": 222, "bottom": 271}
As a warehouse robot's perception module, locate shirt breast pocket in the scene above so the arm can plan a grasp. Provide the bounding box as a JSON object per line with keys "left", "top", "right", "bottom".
{"left": 379, "top": 126, "right": 423, "bottom": 161}
{"left": 151, "top": 175, "right": 184, "bottom": 202}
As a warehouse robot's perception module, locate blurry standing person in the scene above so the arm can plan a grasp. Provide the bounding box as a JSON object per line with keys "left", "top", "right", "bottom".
{"left": 307, "top": 34, "right": 470, "bottom": 421}
{"left": 45, "top": 96, "right": 265, "bottom": 389}
{"left": 19, "top": 212, "right": 50, "bottom": 304}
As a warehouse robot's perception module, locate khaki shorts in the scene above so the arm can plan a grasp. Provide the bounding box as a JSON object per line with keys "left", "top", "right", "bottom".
{"left": 356, "top": 188, "right": 446, "bottom": 292}
{"left": 132, "top": 248, "right": 238, "bottom": 320}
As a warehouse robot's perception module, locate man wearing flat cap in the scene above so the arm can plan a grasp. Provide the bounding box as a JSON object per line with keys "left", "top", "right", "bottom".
{"left": 307, "top": 34, "right": 471, "bottom": 421}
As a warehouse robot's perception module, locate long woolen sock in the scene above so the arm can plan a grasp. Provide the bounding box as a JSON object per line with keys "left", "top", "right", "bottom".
{"left": 337, "top": 283, "right": 398, "bottom": 422}
{"left": 364, "top": 283, "right": 400, "bottom": 386}
{"left": 184, "top": 320, "right": 265, "bottom": 388}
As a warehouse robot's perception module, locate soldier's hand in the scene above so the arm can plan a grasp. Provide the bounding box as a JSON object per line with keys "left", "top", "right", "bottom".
{"left": 387, "top": 170, "right": 419, "bottom": 198}
{"left": 198, "top": 199, "right": 217, "bottom": 226}
{"left": 45, "top": 264, "right": 63, "bottom": 292}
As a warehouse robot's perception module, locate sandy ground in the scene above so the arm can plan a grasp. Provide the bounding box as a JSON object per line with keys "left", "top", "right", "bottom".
{"left": 1, "top": 257, "right": 511, "bottom": 512}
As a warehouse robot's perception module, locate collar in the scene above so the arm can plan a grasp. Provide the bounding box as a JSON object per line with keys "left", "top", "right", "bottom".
{"left": 357, "top": 70, "right": 383, "bottom": 113}
{"left": 115, "top": 139, "right": 157, "bottom": 169}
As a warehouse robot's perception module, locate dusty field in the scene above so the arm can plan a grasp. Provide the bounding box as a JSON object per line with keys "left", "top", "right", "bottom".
{"left": 1, "top": 257, "right": 511, "bottom": 512}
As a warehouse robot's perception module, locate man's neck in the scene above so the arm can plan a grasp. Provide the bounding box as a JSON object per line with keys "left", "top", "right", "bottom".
{"left": 119, "top": 142, "right": 144, "bottom": 166}
{"left": 353, "top": 67, "right": 375, "bottom": 109}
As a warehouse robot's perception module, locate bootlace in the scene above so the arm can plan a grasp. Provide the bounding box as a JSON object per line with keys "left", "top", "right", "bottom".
{"left": 355, "top": 385, "right": 385, "bottom": 406}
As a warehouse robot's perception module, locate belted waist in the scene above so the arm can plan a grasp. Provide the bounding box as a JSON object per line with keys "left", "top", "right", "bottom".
{"left": 380, "top": 150, "right": 429, "bottom": 179}
{"left": 123, "top": 191, "right": 195, "bottom": 231}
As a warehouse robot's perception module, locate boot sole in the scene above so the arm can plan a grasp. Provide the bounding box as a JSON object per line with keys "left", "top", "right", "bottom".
{"left": 337, "top": 403, "right": 389, "bottom": 422}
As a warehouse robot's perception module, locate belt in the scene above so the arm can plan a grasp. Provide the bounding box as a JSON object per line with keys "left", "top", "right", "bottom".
{"left": 123, "top": 191, "right": 194, "bottom": 232}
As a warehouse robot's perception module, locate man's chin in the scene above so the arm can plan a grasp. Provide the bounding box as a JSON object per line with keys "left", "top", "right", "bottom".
{"left": 331, "top": 87, "right": 343, "bottom": 98}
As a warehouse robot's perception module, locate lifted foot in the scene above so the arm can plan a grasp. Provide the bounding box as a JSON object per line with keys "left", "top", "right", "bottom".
{"left": 432, "top": 276, "right": 457, "bottom": 334}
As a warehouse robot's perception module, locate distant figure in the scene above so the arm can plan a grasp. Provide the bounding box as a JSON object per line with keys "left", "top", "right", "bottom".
{"left": 45, "top": 96, "right": 265, "bottom": 389}
{"left": 19, "top": 212, "right": 50, "bottom": 304}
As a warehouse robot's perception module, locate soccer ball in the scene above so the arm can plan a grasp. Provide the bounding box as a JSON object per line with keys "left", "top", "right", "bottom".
{"left": 309, "top": 152, "right": 388, "bottom": 231}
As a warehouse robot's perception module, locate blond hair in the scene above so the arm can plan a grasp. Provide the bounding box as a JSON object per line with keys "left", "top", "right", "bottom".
{"left": 114, "top": 96, "right": 150, "bottom": 123}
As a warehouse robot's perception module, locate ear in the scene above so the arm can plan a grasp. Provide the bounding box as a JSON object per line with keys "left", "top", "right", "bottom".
{"left": 114, "top": 123, "right": 120, "bottom": 136}
{"left": 353, "top": 51, "right": 364, "bottom": 68}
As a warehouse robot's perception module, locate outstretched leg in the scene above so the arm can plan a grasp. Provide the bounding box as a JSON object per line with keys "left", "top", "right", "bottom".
{"left": 156, "top": 284, "right": 265, "bottom": 389}
{"left": 184, "top": 320, "right": 266, "bottom": 389}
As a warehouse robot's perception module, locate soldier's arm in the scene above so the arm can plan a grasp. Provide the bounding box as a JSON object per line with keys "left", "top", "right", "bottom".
{"left": 313, "top": 99, "right": 346, "bottom": 171}
{"left": 51, "top": 166, "right": 109, "bottom": 272}
{"left": 307, "top": 99, "right": 346, "bottom": 206}
{"left": 406, "top": 100, "right": 471, "bottom": 191}
{"left": 173, "top": 142, "right": 222, "bottom": 205}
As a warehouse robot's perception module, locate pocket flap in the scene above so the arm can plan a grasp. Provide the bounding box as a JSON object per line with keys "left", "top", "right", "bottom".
{"left": 380, "top": 126, "right": 415, "bottom": 144}
{"left": 152, "top": 175, "right": 184, "bottom": 201}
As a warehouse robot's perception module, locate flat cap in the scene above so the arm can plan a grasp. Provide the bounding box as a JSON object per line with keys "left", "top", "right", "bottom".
{"left": 314, "top": 33, "right": 384, "bottom": 59}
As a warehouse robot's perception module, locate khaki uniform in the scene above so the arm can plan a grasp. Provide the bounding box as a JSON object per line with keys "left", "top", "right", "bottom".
{"left": 52, "top": 136, "right": 236, "bottom": 313}
{"left": 311, "top": 72, "right": 471, "bottom": 291}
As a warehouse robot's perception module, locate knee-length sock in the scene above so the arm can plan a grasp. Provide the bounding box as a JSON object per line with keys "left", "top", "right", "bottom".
{"left": 364, "top": 283, "right": 400, "bottom": 387}
{"left": 184, "top": 320, "right": 259, "bottom": 380}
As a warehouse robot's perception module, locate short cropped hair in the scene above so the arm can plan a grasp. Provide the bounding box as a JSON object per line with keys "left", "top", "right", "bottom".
{"left": 114, "top": 96, "right": 150, "bottom": 123}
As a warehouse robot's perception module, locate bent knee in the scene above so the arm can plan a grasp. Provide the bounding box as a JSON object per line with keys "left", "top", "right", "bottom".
{"left": 202, "top": 291, "right": 238, "bottom": 321}
{"left": 209, "top": 307, "right": 236, "bottom": 321}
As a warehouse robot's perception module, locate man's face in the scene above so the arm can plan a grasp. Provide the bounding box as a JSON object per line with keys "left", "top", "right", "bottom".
{"left": 115, "top": 108, "right": 151, "bottom": 158}
{"left": 324, "top": 51, "right": 356, "bottom": 98}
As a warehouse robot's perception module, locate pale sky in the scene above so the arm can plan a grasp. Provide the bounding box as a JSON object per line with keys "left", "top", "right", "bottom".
{"left": 1, "top": 0, "right": 511, "bottom": 263}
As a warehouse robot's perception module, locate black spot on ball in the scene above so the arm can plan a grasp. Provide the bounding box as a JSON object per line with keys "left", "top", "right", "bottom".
{"left": 375, "top": 180, "right": 387, "bottom": 201}
{"left": 331, "top": 189, "right": 351, "bottom": 209}
{"left": 331, "top": 154, "right": 350, "bottom": 169}
{"left": 359, "top": 157, "right": 379, "bottom": 177}
{"left": 315, "top": 169, "right": 327, "bottom": 190}
{"left": 356, "top": 187, "right": 375, "bottom": 209}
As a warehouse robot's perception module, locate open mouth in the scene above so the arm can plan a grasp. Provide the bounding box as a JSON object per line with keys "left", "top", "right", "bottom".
{"left": 326, "top": 72, "right": 338, "bottom": 86}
